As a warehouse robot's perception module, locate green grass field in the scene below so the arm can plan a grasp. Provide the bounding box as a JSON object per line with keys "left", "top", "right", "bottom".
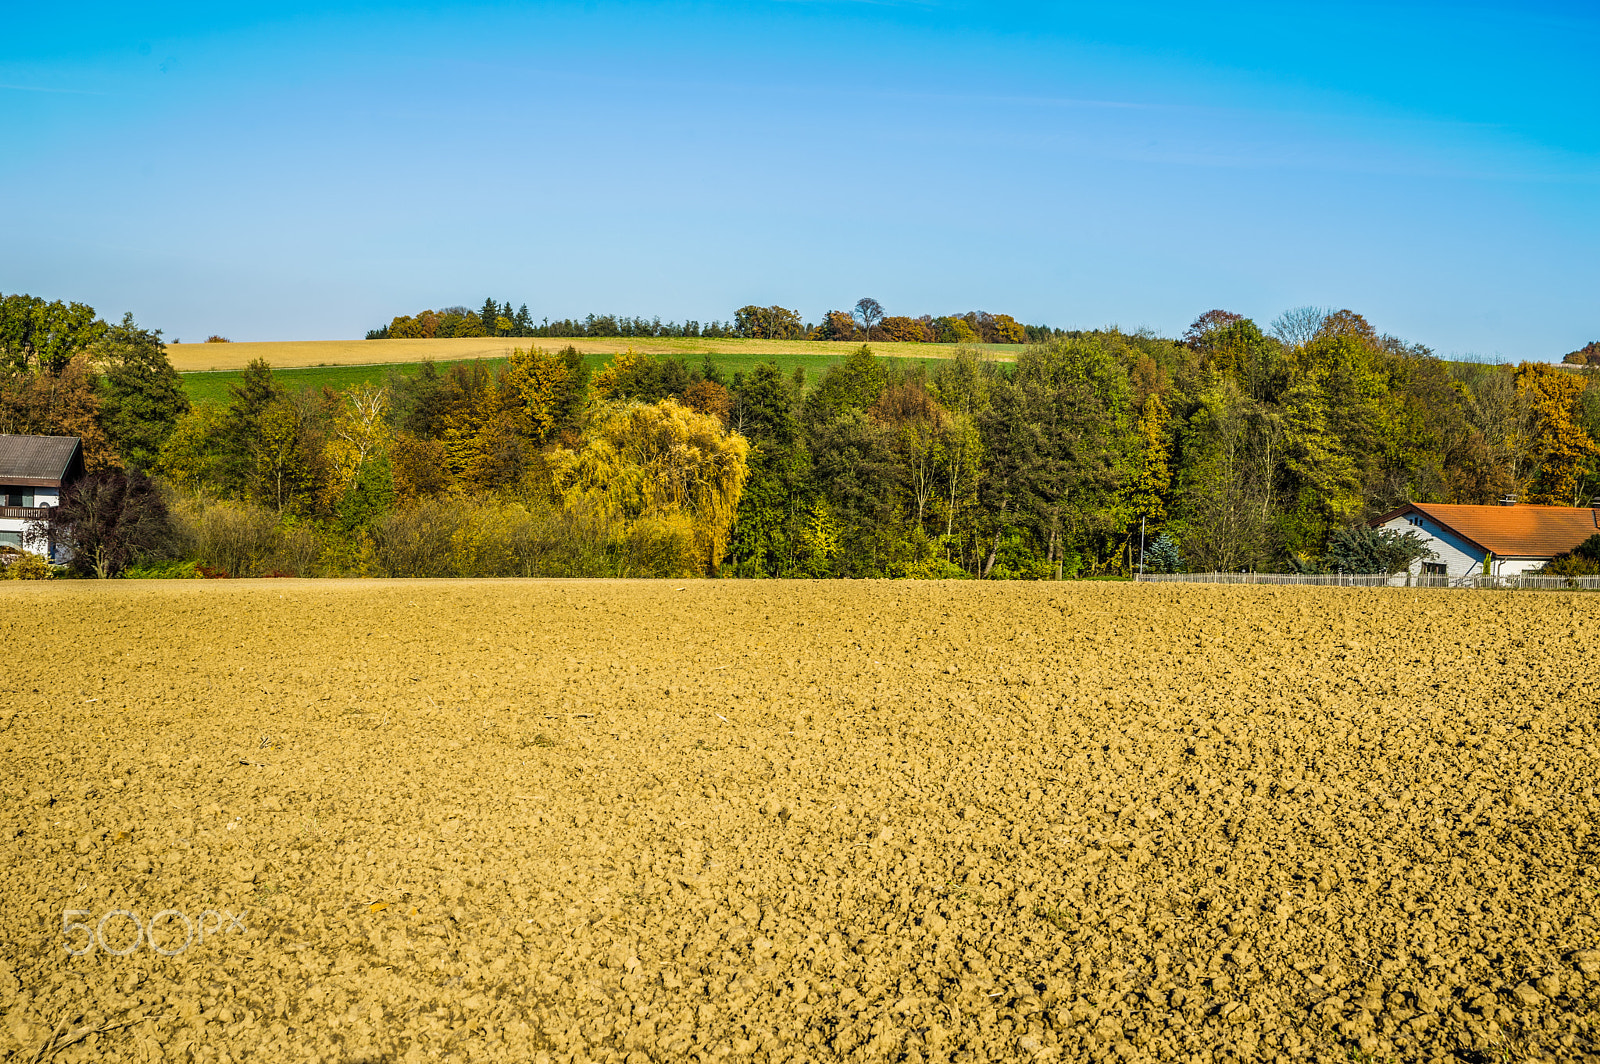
{"left": 180, "top": 349, "right": 955, "bottom": 406}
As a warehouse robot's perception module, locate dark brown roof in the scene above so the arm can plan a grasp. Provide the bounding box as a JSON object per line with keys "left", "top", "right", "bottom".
{"left": 0, "top": 435, "right": 83, "bottom": 487}
{"left": 1375, "top": 501, "right": 1600, "bottom": 558}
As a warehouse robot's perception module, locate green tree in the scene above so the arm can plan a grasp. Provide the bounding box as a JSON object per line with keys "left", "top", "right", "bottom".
{"left": 803, "top": 346, "right": 887, "bottom": 428}
{"left": 734, "top": 305, "right": 803, "bottom": 340}
{"left": 1173, "top": 376, "right": 1278, "bottom": 572}
{"left": 219, "top": 359, "right": 283, "bottom": 496}
{"left": 725, "top": 363, "right": 814, "bottom": 577}
{"left": 1319, "top": 525, "right": 1434, "bottom": 575}
{"left": 0, "top": 293, "right": 104, "bottom": 372}
{"left": 95, "top": 313, "right": 190, "bottom": 471}
{"left": 977, "top": 337, "right": 1135, "bottom": 577}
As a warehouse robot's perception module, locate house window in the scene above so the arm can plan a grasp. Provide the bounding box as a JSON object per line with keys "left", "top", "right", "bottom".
{"left": 0, "top": 532, "right": 21, "bottom": 548}
{"left": 1422, "top": 563, "right": 1446, "bottom": 576}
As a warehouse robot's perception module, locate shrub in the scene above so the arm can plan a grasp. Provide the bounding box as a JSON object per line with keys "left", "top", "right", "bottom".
{"left": 1320, "top": 525, "right": 1434, "bottom": 574}
{"left": 1541, "top": 533, "right": 1600, "bottom": 576}
{"left": 124, "top": 559, "right": 202, "bottom": 579}
{"left": 169, "top": 495, "right": 281, "bottom": 578}
{"left": 0, "top": 546, "right": 55, "bottom": 580}
{"left": 37, "top": 469, "right": 177, "bottom": 578}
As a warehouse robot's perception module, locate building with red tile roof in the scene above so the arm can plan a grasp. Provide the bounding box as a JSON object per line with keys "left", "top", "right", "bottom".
{"left": 1371, "top": 500, "right": 1600, "bottom": 583}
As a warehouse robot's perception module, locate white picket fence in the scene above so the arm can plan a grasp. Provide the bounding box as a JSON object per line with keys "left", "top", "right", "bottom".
{"left": 1134, "top": 572, "right": 1394, "bottom": 587}
{"left": 1453, "top": 574, "right": 1600, "bottom": 591}
{"left": 1135, "top": 571, "right": 1600, "bottom": 591}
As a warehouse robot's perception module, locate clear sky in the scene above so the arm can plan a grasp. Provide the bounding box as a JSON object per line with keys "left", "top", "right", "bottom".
{"left": 2, "top": 1, "right": 1596, "bottom": 358}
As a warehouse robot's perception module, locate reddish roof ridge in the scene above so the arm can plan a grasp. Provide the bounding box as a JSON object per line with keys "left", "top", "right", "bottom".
{"left": 1384, "top": 501, "right": 1599, "bottom": 558}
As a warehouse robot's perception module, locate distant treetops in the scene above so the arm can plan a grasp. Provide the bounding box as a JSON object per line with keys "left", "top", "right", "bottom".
{"left": 1563, "top": 341, "right": 1600, "bottom": 367}
{"left": 365, "top": 296, "right": 1054, "bottom": 345}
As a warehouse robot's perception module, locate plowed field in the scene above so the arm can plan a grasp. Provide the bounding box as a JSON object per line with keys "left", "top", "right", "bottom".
{"left": 1, "top": 581, "right": 1596, "bottom": 1064}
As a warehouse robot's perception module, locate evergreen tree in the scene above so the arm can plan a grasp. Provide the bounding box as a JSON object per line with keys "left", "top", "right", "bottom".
{"left": 96, "top": 313, "right": 190, "bottom": 471}
{"left": 219, "top": 359, "right": 282, "bottom": 497}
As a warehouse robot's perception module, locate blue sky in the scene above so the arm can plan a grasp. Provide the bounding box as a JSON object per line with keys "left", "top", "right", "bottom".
{"left": 1, "top": 1, "right": 1595, "bottom": 358}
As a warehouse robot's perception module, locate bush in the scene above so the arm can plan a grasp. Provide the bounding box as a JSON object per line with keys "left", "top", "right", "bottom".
{"left": 1541, "top": 533, "right": 1600, "bottom": 576}
{"left": 1320, "top": 525, "right": 1434, "bottom": 574}
{"left": 124, "top": 559, "right": 202, "bottom": 579}
{"left": 38, "top": 469, "right": 176, "bottom": 578}
{"left": 370, "top": 492, "right": 701, "bottom": 579}
{"left": 0, "top": 546, "right": 55, "bottom": 580}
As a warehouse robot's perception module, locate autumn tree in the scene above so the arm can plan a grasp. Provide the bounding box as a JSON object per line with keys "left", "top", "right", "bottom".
{"left": 1561, "top": 341, "right": 1600, "bottom": 367}
{"left": 503, "top": 345, "right": 578, "bottom": 443}
{"left": 878, "top": 316, "right": 931, "bottom": 343}
{"left": 1515, "top": 362, "right": 1600, "bottom": 505}
{"left": 810, "top": 311, "right": 859, "bottom": 342}
{"left": 325, "top": 383, "right": 392, "bottom": 500}
{"left": 38, "top": 469, "right": 174, "bottom": 578}
{"left": 682, "top": 379, "right": 731, "bottom": 423}
{"left": 1129, "top": 392, "right": 1171, "bottom": 528}
{"left": 1181, "top": 310, "right": 1244, "bottom": 351}
{"left": 0, "top": 358, "right": 117, "bottom": 470}
{"left": 550, "top": 399, "right": 750, "bottom": 574}
{"left": 987, "top": 314, "right": 1026, "bottom": 344}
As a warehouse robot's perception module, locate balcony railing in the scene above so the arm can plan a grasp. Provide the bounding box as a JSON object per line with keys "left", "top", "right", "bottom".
{"left": 0, "top": 506, "right": 49, "bottom": 520}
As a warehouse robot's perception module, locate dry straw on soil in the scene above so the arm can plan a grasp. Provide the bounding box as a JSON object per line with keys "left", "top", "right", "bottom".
{"left": 165, "top": 337, "right": 992, "bottom": 373}
{"left": 0, "top": 580, "right": 1595, "bottom": 1064}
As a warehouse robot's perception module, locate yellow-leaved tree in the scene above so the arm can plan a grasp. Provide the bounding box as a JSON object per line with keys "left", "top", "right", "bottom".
{"left": 1515, "top": 362, "right": 1599, "bottom": 505}
{"left": 548, "top": 399, "right": 750, "bottom": 574}
{"left": 501, "top": 346, "right": 572, "bottom": 444}
{"left": 325, "top": 383, "right": 391, "bottom": 500}
{"left": 590, "top": 349, "right": 649, "bottom": 401}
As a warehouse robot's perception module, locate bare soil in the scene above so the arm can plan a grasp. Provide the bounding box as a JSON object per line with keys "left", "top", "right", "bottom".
{"left": 0, "top": 580, "right": 1595, "bottom": 1064}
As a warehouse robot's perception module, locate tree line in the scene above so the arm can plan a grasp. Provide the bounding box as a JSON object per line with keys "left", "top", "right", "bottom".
{"left": 5, "top": 290, "right": 1599, "bottom": 580}
{"left": 364, "top": 296, "right": 1062, "bottom": 345}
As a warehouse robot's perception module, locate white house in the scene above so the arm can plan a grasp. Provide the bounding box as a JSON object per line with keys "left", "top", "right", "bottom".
{"left": 1372, "top": 500, "right": 1600, "bottom": 584}
{"left": 0, "top": 435, "right": 84, "bottom": 562}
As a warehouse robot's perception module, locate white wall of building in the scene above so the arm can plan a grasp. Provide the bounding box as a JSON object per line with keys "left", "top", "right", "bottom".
{"left": 1379, "top": 512, "right": 1487, "bottom": 583}
{"left": 0, "top": 491, "right": 60, "bottom": 558}
{"left": 1490, "top": 556, "right": 1550, "bottom": 577}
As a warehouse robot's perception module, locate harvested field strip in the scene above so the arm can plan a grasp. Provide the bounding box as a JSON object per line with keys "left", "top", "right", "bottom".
{"left": 0, "top": 581, "right": 1595, "bottom": 1063}
{"left": 167, "top": 336, "right": 1019, "bottom": 373}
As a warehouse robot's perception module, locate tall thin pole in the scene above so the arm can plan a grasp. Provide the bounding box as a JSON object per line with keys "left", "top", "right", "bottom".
{"left": 1138, "top": 515, "right": 1147, "bottom": 581}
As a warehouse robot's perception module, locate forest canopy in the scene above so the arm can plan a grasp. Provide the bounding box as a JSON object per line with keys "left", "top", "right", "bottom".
{"left": 7, "top": 291, "right": 1598, "bottom": 580}
{"left": 362, "top": 297, "right": 1060, "bottom": 344}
